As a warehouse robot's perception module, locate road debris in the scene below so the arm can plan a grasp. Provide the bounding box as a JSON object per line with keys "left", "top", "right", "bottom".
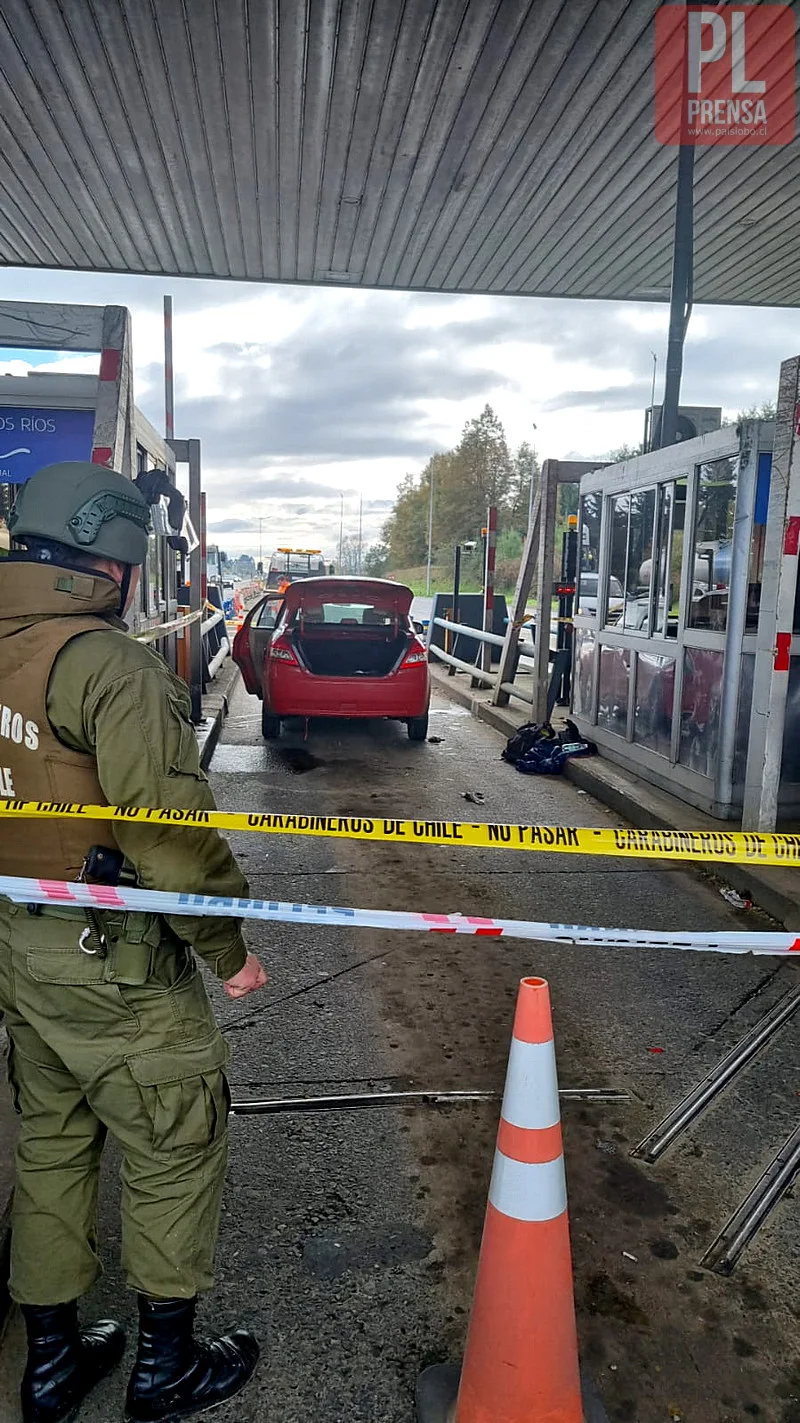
{"left": 719, "top": 886, "right": 753, "bottom": 909}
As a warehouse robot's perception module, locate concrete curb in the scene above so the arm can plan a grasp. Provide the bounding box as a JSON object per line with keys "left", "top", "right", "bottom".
{"left": 429, "top": 665, "right": 800, "bottom": 929}
{"left": 197, "top": 659, "right": 240, "bottom": 771}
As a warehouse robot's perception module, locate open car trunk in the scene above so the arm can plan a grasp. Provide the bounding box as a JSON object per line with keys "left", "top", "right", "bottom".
{"left": 293, "top": 629, "right": 410, "bottom": 677}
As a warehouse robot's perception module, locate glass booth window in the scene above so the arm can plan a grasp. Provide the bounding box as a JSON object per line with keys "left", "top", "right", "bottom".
{"left": 622, "top": 487, "right": 656, "bottom": 632}
{"left": 664, "top": 479, "right": 687, "bottom": 637}
{"left": 634, "top": 653, "right": 675, "bottom": 759}
{"left": 605, "top": 494, "right": 629, "bottom": 626}
{"left": 679, "top": 647, "right": 723, "bottom": 777}
{"left": 572, "top": 629, "right": 596, "bottom": 719}
{"left": 653, "top": 484, "right": 672, "bottom": 636}
{"left": 604, "top": 488, "right": 657, "bottom": 632}
{"left": 597, "top": 645, "right": 630, "bottom": 736}
{"left": 687, "top": 457, "right": 738, "bottom": 633}
{"left": 577, "top": 493, "right": 602, "bottom": 616}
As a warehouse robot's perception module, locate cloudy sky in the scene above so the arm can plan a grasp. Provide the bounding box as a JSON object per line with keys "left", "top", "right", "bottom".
{"left": 1, "top": 265, "right": 797, "bottom": 560}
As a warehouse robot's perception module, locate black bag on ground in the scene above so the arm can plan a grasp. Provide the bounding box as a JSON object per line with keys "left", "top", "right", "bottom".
{"left": 502, "top": 718, "right": 597, "bottom": 773}
{"left": 501, "top": 721, "right": 558, "bottom": 764}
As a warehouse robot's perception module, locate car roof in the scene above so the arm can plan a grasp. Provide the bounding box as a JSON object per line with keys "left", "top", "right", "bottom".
{"left": 282, "top": 576, "right": 414, "bottom": 612}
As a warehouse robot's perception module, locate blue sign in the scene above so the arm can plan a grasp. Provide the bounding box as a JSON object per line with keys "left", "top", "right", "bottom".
{"left": 755, "top": 452, "right": 772, "bottom": 526}
{"left": 0, "top": 407, "right": 95, "bottom": 484}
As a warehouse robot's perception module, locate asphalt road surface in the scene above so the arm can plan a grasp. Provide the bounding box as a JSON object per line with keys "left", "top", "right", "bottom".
{"left": 1, "top": 681, "right": 798, "bottom": 1423}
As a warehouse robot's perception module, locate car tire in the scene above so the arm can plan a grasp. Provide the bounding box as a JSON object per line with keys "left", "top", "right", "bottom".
{"left": 407, "top": 714, "right": 429, "bottom": 742}
{"left": 261, "top": 707, "right": 282, "bottom": 740}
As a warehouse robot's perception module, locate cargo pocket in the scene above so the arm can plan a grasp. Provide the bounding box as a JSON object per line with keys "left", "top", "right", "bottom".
{"left": 125, "top": 1031, "right": 230, "bottom": 1153}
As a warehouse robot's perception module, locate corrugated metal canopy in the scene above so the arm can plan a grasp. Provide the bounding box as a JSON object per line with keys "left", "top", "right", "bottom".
{"left": 0, "top": 0, "right": 797, "bottom": 305}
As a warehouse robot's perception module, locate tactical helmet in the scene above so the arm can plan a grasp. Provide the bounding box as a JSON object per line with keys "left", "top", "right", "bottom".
{"left": 9, "top": 461, "right": 150, "bottom": 566}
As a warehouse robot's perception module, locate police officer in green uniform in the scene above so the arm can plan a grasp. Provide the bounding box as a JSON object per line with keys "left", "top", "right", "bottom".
{"left": 0, "top": 461, "right": 268, "bottom": 1423}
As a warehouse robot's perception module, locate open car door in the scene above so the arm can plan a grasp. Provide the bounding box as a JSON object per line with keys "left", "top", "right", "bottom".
{"left": 232, "top": 594, "right": 284, "bottom": 695}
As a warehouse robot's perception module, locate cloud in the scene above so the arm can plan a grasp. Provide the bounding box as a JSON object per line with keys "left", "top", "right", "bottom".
{"left": 542, "top": 382, "right": 653, "bottom": 414}
{"left": 0, "top": 265, "right": 793, "bottom": 555}
{"left": 207, "top": 518, "right": 255, "bottom": 534}
{"left": 173, "top": 305, "right": 514, "bottom": 470}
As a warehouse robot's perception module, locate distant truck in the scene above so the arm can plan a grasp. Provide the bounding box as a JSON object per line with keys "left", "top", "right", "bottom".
{"left": 266, "top": 547, "right": 332, "bottom": 590}
{"left": 207, "top": 543, "right": 235, "bottom": 616}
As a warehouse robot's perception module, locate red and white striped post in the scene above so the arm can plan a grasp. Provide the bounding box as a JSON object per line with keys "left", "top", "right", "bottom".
{"left": 743, "top": 355, "right": 800, "bottom": 829}
{"left": 90, "top": 306, "right": 132, "bottom": 473}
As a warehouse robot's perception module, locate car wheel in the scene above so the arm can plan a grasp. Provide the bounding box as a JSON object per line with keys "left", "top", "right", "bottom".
{"left": 407, "top": 714, "right": 429, "bottom": 742}
{"left": 261, "top": 706, "right": 282, "bottom": 740}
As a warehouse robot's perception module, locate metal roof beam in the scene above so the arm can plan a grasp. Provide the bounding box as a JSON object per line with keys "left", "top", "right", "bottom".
{"left": 0, "top": 301, "right": 106, "bottom": 351}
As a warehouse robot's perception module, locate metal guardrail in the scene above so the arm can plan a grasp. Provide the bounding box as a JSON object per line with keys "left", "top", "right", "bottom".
{"left": 429, "top": 614, "right": 564, "bottom": 717}
{"left": 132, "top": 602, "right": 230, "bottom": 683}
{"left": 433, "top": 616, "right": 506, "bottom": 649}
{"left": 201, "top": 608, "right": 225, "bottom": 637}
{"left": 429, "top": 616, "right": 535, "bottom": 700}
{"left": 132, "top": 609, "right": 205, "bottom": 644}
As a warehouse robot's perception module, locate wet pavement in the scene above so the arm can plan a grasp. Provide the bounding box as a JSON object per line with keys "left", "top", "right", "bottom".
{"left": 1, "top": 681, "right": 799, "bottom": 1422}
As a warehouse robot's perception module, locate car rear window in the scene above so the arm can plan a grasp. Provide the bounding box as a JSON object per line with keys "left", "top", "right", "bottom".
{"left": 300, "top": 602, "right": 396, "bottom": 627}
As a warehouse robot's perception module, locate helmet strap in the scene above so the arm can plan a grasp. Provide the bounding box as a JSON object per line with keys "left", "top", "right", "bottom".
{"left": 119, "top": 562, "right": 132, "bottom": 616}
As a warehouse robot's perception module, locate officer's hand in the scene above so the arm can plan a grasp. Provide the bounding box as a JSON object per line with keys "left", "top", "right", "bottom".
{"left": 223, "top": 953, "right": 269, "bottom": 1000}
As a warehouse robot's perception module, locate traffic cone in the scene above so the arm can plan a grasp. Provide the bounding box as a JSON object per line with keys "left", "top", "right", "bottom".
{"left": 417, "top": 976, "right": 584, "bottom": 1423}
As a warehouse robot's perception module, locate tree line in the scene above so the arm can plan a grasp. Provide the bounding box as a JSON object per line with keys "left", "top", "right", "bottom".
{"left": 367, "top": 406, "right": 540, "bottom": 576}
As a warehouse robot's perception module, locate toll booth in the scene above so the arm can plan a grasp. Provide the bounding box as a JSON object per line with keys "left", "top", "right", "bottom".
{"left": 0, "top": 370, "right": 182, "bottom": 650}
{"left": 570, "top": 419, "right": 787, "bottom": 820}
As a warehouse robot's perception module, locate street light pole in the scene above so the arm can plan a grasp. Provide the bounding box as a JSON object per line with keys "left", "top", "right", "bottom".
{"left": 338, "top": 494, "right": 344, "bottom": 571}
{"left": 357, "top": 495, "right": 363, "bottom": 574}
{"left": 425, "top": 463, "right": 435, "bottom": 596}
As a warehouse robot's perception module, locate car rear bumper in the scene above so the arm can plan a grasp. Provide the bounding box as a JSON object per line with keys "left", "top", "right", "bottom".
{"left": 266, "top": 668, "right": 430, "bottom": 719}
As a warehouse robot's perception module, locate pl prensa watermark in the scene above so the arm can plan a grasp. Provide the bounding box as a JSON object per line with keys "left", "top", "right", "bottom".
{"left": 655, "top": 5, "right": 796, "bottom": 146}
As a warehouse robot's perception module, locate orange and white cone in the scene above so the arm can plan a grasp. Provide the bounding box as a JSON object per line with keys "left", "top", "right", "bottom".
{"left": 417, "top": 976, "right": 584, "bottom": 1423}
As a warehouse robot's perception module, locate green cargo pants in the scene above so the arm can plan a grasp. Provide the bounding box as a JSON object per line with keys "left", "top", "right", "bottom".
{"left": 0, "top": 900, "right": 230, "bottom": 1305}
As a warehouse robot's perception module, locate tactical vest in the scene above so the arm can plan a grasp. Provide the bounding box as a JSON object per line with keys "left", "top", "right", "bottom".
{"left": 0, "top": 615, "right": 120, "bottom": 880}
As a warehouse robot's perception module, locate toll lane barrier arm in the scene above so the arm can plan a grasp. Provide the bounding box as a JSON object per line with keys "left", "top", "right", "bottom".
{"left": 2, "top": 800, "right": 800, "bottom": 868}
{"left": 0, "top": 874, "right": 797, "bottom": 955}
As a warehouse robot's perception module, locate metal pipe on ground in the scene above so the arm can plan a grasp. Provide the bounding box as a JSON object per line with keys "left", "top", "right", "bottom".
{"left": 701, "top": 1122, "right": 800, "bottom": 1275}
{"left": 229, "top": 1087, "right": 629, "bottom": 1115}
{"left": 632, "top": 987, "right": 800, "bottom": 1163}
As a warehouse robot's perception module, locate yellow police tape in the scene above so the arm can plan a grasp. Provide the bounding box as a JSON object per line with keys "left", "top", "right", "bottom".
{"left": 0, "top": 799, "right": 799, "bottom": 866}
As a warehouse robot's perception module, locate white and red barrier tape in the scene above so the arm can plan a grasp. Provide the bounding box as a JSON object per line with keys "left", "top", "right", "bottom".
{"left": 0, "top": 875, "right": 798, "bottom": 956}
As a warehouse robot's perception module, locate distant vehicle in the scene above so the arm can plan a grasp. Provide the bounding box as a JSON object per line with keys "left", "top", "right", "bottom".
{"left": 577, "top": 571, "right": 624, "bottom": 618}
{"left": 206, "top": 544, "right": 235, "bottom": 615}
{"left": 266, "top": 547, "right": 330, "bottom": 590}
{"left": 233, "top": 576, "right": 430, "bottom": 741}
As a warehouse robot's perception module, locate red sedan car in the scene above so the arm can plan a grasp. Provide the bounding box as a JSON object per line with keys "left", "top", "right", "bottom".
{"left": 233, "top": 577, "right": 430, "bottom": 741}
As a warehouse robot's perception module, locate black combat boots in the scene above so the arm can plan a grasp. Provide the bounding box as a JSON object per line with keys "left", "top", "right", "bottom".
{"left": 20, "top": 1302, "right": 126, "bottom": 1423}
{"left": 124, "top": 1296, "right": 259, "bottom": 1422}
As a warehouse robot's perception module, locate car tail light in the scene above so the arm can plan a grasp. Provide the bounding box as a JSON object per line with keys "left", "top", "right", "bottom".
{"left": 269, "top": 635, "right": 298, "bottom": 665}
{"left": 400, "top": 640, "right": 428, "bottom": 669}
